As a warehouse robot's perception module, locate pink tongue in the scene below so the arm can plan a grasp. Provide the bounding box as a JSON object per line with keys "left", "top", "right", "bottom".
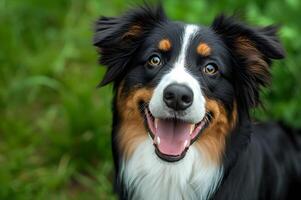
{"left": 156, "top": 119, "right": 191, "bottom": 156}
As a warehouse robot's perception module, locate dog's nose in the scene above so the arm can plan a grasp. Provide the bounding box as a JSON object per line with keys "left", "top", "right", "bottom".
{"left": 163, "top": 84, "right": 193, "bottom": 111}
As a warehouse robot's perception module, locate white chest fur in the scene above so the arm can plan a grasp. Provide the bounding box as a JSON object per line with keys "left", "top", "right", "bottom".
{"left": 120, "top": 139, "right": 223, "bottom": 200}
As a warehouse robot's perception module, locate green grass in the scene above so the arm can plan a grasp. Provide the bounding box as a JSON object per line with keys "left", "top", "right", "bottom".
{"left": 0, "top": 0, "right": 301, "bottom": 199}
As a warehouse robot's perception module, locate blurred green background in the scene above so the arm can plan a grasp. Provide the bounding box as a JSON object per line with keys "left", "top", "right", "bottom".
{"left": 0, "top": 0, "right": 300, "bottom": 199}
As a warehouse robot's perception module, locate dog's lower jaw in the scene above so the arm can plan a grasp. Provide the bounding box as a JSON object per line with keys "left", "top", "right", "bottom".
{"left": 119, "top": 138, "right": 223, "bottom": 200}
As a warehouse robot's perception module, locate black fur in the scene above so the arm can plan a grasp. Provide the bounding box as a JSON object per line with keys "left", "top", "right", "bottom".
{"left": 93, "top": 4, "right": 301, "bottom": 200}
{"left": 215, "top": 122, "right": 301, "bottom": 200}
{"left": 212, "top": 15, "right": 285, "bottom": 111}
{"left": 94, "top": 4, "right": 166, "bottom": 86}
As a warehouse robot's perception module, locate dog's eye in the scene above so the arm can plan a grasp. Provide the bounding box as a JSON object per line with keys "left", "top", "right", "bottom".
{"left": 147, "top": 55, "right": 162, "bottom": 68}
{"left": 203, "top": 64, "right": 218, "bottom": 75}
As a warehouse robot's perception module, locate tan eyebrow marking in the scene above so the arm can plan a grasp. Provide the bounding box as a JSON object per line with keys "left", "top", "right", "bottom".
{"left": 197, "top": 43, "right": 211, "bottom": 56}
{"left": 158, "top": 39, "right": 172, "bottom": 51}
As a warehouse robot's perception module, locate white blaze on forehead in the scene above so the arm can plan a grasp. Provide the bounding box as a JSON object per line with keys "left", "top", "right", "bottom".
{"left": 166, "top": 24, "right": 200, "bottom": 92}
{"left": 176, "top": 24, "right": 199, "bottom": 69}
{"left": 149, "top": 24, "right": 206, "bottom": 124}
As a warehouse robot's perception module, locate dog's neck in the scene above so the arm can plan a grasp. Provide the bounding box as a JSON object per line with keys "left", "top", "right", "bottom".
{"left": 222, "top": 116, "right": 252, "bottom": 171}
{"left": 119, "top": 138, "right": 223, "bottom": 200}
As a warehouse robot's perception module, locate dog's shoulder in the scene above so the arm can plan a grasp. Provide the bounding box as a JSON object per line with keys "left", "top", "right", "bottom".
{"left": 214, "top": 121, "right": 301, "bottom": 200}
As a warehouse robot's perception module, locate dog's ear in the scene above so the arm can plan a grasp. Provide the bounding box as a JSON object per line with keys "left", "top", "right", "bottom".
{"left": 93, "top": 4, "right": 167, "bottom": 86}
{"left": 211, "top": 15, "right": 285, "bottom": 109}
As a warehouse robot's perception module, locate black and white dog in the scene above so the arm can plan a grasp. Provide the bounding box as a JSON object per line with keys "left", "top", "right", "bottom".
{"left": 93, "top": 4, "right": 301, "bottom": 200}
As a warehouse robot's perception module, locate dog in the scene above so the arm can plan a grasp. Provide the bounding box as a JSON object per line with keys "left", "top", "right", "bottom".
{"left": 93, "top": 4, "right": 301, "bottom": 200}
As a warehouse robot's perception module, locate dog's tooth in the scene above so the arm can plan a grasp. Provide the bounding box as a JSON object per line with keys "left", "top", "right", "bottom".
{"left": 184, "top": 140, "right": 189, "bottom": 148}
{"left": 155, "top": 118, "right": 158, "bottom": 129}
{"left": 156, "top": 136, "right": 160, "bottom": 145}
{"left": 153, "top": 136, "right": 160, "bottom": 145}
{"left": 190, "top": 124, "right": 195, "bottom": 135}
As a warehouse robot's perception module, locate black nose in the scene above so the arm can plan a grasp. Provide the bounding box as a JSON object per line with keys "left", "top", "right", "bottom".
{"left": 163, "top": 84, "right": 193, "bottom": 111}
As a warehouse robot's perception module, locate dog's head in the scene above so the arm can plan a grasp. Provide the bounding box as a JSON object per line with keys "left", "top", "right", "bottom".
{"left": 94, "top": 5, "right": 285, "bottom": 163}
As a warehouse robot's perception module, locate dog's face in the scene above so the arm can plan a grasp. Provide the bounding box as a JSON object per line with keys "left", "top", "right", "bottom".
{"left": 94, "top": 5, "right": 284, "bottom": 163}
{"left": 118, "top": 23, "right": 235, "bottom": 162}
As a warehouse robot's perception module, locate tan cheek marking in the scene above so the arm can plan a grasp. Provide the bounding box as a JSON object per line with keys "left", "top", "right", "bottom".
{"left": 158, "top": 39, "right": 172, "bottom": 51}
{"left": 195, "top": 99, "right": 237, "bottom": 164}
{"left": 116, "top": 84, "right": 153, "bottom": 159}
{"left": 197, "top": 43, "right": 211, "bottom": 56}
{"left": 122, "top": 25, "right": 143, "bottom": 39}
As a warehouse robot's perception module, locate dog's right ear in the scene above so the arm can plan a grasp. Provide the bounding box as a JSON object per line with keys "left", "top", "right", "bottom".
{"left": 93, "top": 4, "right": 167, "bottom": 86}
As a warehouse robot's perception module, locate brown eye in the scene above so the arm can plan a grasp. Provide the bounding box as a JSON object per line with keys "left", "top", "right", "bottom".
{"left": 203, "top": 64, "right": 218, "bottom": 75}
{"left": 147, "top": 55, "right": 161, "bottom": 68}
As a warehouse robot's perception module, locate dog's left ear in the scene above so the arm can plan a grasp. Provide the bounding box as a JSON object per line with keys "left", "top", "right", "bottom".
{"left": 211, "top": 15, "right": 285, "bottom": 108}
{"left": 93, "top": 4, "right": 167, "bottom": 86}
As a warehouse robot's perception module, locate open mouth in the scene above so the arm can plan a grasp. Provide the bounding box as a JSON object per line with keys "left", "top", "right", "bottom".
{"left": 144, "top": 106, "right": 211, "bottom": 162}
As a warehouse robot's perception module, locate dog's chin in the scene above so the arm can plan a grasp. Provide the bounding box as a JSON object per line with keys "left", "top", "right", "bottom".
{"left": 144, "top": 106, "right": 211, "bottom": 162}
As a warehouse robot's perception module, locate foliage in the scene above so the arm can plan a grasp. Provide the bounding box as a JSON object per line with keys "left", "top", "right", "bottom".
{"left": 0, "top": 0, "right": 300, "bottom": 199}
